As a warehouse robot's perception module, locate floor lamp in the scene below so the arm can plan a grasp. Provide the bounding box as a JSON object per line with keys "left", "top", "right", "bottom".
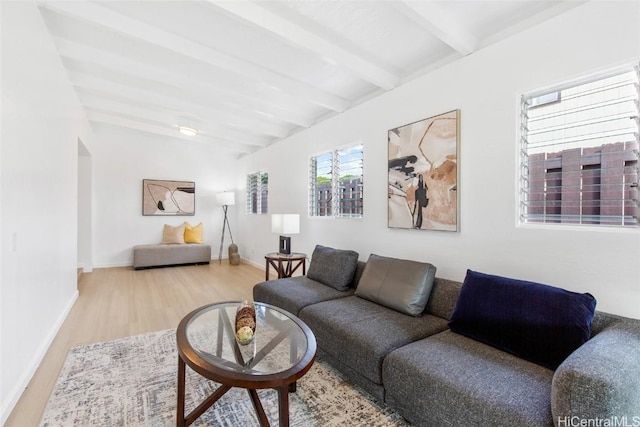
{"left": 216, "top": 192, "right": 235, "bottom": 264}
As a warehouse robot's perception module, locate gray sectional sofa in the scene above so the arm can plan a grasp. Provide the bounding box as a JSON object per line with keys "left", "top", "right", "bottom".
{"left": 253, "top": 245, "right": 640, "bottom": 426}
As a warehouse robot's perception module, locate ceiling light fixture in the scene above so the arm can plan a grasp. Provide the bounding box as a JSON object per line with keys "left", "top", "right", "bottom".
{"left": 255, "top": 110, "right": 275, "bottom": 119}
{"left": 178, "top": 126, "right": 199, "bottom": 137}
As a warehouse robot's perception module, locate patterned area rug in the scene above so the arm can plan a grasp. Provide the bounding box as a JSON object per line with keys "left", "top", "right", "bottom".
{"left": 40, "top": 329, "right": 408, "bottom": 426}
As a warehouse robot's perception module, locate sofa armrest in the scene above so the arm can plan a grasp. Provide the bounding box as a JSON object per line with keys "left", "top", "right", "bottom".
{"left": 551, "top": 318, "right": 640, "bottom": 425}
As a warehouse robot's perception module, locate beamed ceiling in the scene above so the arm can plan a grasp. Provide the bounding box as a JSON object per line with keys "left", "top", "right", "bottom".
{"left": 37, "top": 0, "right": 583, "bottom": 157}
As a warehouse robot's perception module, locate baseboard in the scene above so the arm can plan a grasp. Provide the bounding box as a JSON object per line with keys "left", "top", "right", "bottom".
{"left": 245, "top": 258, "right": 267, "bottom": 271}
{"left": 93, "top": 261, "right": 132, "bottom": 269}
{"left": 77, "top": 264, "right": 93, "bottom": 274}
{"left": 0, "top": 289, "right": 79, "bottom": 425}
{"left": 85, "top": 258, "right": 267, "bottom": 271}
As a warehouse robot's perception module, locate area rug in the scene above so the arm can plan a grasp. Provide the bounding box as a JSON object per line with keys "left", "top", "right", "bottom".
{"left": 40, "top": 329, "right": 408, "bottom": 426}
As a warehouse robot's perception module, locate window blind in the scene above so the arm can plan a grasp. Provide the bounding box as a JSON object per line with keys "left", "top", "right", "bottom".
{"left": 336, "top": 144, "right": 363, "bottom": 217}
{"left": 520, "top": 66, "right": 639, "bottom": 227}
{"left": 309, "top": 144, "right": 363, "bottom": 218}
{"left": 246, "top": 171, "right": 268, "bottom": 214}
{"left": 309, "top": 152, "right": 333, "bottom": 217}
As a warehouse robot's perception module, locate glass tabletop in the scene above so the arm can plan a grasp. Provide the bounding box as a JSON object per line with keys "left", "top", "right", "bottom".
{"left": 183, "top": 301, "right": 309, "bottom": 376}
{"left": 265, "top": 252, "right": 306, "bottom": 259}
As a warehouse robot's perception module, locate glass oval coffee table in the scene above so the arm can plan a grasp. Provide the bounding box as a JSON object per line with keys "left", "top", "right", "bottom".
{"left": 176, "top": 301, "right": 316, "bottom": 427}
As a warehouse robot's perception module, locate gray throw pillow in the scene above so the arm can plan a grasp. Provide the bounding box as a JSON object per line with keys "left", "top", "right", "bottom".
{"left": 306, "top": 245, "right": 359, "bottom": 291}
{"left": 355, "top": 254, "right": 437, "bottom": 316}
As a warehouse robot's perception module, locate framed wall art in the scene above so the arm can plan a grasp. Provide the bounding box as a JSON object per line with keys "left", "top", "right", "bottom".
{"left": 142, "top": 179, "right": 195, "bottom": 216}
{"left": 388, "top": 110, "right": 459, "bottom": 231}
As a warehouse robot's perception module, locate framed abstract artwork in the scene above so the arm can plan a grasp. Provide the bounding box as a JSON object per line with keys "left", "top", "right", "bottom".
{"left": 388, "top": 110, "right": 459, "bottom": 231}
{"left": 142, "top": 179, "right": 195, "bottom": 216}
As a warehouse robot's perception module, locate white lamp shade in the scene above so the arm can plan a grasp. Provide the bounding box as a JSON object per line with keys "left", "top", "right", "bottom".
{"left": 216, "top": 192, "right": 235, "bottom": 206}
{"left": 271, "top": 214, "right": 300, "bottom": 235}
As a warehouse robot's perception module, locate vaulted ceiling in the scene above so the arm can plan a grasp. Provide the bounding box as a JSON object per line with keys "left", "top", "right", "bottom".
{"left": 38, "top": 1, "right": 581, "bottom": 157}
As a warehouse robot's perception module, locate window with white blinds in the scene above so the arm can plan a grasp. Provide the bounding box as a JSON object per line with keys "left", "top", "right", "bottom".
{"left": 519, "top": 65, "right": 639, "bottom": 227}
{"left": 309, "top": 144, "right": 363, "bottom": 218}
{"left": 246, "top": 171, "right": 268, "bottom": 214}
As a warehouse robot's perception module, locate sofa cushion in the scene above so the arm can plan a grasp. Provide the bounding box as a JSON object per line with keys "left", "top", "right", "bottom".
{"left": 252, "top": 276, "right": 354, "bottom": 316}
{"left": 306, "top": 245, "right": 359, "bottom": 291}
{"left": 552, "top": 316, "right": 640, "bottom": 422}
{"left": 184, "top": 222, "right": 203, "bottom": 243}
{"left": 299, "top": 295, "right": 448, "bottom": 385}
{"left": 449, "top": 269, "right": 597, "bottom": 370}
{"left": 383, "top": 330, "right": 554, "bottom": 426}
{"left": 355, "top": 254, "right": 436, "bottom": 316}
{"left": 424, "top": 277, "right": 462, "bottom": 320}
{"left": 161, "top": 223, "right": 186, "bottom": 244}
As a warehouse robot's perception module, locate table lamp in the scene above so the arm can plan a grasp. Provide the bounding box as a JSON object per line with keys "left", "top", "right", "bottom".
{"left": 271, "top": 214, "right": 299, "bottom": 255}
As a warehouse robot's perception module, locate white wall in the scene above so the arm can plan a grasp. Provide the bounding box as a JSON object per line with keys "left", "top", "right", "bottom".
{"left": 92, "top": 125, "right": 239, "bottom": 267}
{"left": 236, "top": 1, "right": 640, "bottom": 319}
{"left": 0, "top": 2, "right": 94, "bottom": 422}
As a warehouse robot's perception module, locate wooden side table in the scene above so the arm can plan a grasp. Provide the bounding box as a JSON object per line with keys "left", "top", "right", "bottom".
{"left": 265, "top": 253, "right": 307, "bottom": 281}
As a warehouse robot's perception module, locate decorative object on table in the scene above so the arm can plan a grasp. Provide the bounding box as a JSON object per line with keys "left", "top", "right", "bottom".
{"left": 215, "top": 191, "right": 236, "bottom": 264}
{"left": 388, "top": 109, "right": 459, "bottom": 231}
{"left": 142, "top": 179, "right": 195, "bottom": 216}
{"left": 271, "top": 213, "right": 300, "bottom": 255}
{"left": 235, "top": 300, "right": 256, "bottom": 345}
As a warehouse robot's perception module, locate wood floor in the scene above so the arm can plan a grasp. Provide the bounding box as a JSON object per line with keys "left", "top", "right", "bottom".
{"left": 5, "top": 262, "right": 267, "bottom": 427}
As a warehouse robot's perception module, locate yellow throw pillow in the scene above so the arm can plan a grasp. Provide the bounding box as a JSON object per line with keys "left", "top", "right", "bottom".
{"left": 162, "top": 223, "right": 186, "bottom": 244}
{"left": 184, "top": 222, "right": 203, "bottom": 244}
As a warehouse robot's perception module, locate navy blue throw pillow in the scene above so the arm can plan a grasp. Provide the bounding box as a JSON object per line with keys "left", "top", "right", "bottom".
{"left": 449, "top": 270, "right": 596, "bottom": 370}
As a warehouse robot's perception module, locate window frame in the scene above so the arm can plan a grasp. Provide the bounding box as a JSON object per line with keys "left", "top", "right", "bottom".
{"left": 309, "top": 142, "right": 364, "bottom": 219}
{"left": 246, "top": 170, "right": 268, "bottom": 215}
{"left": 518, "top": 64, "right": 639, "bottom": 229}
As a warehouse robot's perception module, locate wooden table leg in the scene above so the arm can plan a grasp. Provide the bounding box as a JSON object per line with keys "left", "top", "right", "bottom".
{"left": 177, "top": 356, "right": 186, "bottom": 427}
{"left": 185, "top": 384, "right": 232, "bottom": 426}
{"left": 277, "top": 259, "right": 285, "bottom": 278}
{"left": 278, "top": 385, "right": 290, "bottom": 427}
{"left": 248, "top": 389, "right": 270, "bottom": 426}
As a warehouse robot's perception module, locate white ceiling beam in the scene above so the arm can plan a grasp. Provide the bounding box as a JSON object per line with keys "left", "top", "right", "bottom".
{"left": 397, "top": 1, "right": 477, "bottom": 56}
{"left": 85, "top": 110, "right": 256, "bottom": 154}
{"left": 478, "top": 1, "right": 586, "bottom": 50}
{"left": 67, "top": 71, "right": 291, "bottom": 138}
{"left": 53, "top": 37, "right": 315, "bottom": 128}
{"left": 78, "top": 93, "right": 272, "bottom": 148}
{"left": 211, "top": 1, "right": 399, "bottom": 90}
{"left": 39, "top": 1, "right": 350, "bottom": 112}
